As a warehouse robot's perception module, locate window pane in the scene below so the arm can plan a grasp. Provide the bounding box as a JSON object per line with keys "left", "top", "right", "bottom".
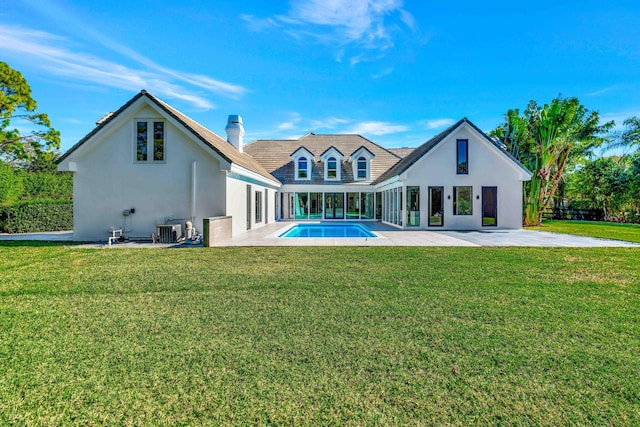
{"left": 361, "top": 192, "right": 374, "bottom": 219}
{"left": 255, "top": 191, "right": 262, "bottom": 222}
{"left": 310, "top": 192, "right": 323, "bottom": 219}
{"left": 153, "top": 122, "right": 164, "bottom": 161}
{"left": 298, "top": 157, "right": 307, "bottom": 179}
{"left": 407, "top": 186, "right": 420, "bottom": 226}
{"left": 457, "top": 139, "right": 468, "bottom": 174}
{"left": 428, "top": 187, "right": 443, "bottom": 226}
{"left": 454, "top": 186, "right": 472, "bottom": 215}
{"left": 328, "top": 158, "right": 337, "bottom": 179}
{"left": 136, "top": 121, "right": 148, "bottom": 161}
{"left": 357, "top": 157, "right": 367, "bottom": 178}
{"left": 295, "top": 192, "right": 309, "bottom": 219}
{"left": 347, "top": 192, "right": 359, "bottom": 219}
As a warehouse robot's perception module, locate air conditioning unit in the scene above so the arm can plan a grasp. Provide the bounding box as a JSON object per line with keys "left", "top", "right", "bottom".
{"left": 156, "top": 224, "right": 182, "bottom": 243}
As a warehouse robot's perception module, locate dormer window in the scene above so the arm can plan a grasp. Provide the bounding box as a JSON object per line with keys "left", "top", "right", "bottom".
{"left": 291, "top": 147, "right": 313, "bottom": 181}
{"left": 320, "top": 146, "right": 344, "bottom": 181}
{"left": 298, "top": 157, "right": 308, "bottom": 179}
{"left": 349, "top": 146, "right": 374, "bottom": 181}
{"left": 357, "top": 157, "right": 367, "bottom": 179}
{"left": 327, "top": 158, "right": 337, "bottom": 179}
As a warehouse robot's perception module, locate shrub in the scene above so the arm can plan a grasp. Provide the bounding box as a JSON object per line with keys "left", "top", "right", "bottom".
{"left": 17, "top": 170, "right": 73, "bottom": 200}
{"left": 0, "top": 161, "right": 24, "bottom": 206}
{"left": 1, "top": 200, "right": 72, "bottom": 233}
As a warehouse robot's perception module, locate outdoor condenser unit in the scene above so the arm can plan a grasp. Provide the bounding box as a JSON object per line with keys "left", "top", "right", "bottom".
{"left": 156, "top": 224, "right": 182, "bottom": 243}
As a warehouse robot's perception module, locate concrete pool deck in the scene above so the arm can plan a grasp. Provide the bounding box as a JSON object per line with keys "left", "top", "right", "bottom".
{"left": 1, "top": 223, "right": 638, "bottom": 247}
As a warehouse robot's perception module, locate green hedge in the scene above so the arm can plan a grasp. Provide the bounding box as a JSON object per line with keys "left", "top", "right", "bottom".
{"left": 18, "top": 170, "right": 73, "bottom": 200}
{"left": 1, "top": 200, "right": 73, "bottom": 233}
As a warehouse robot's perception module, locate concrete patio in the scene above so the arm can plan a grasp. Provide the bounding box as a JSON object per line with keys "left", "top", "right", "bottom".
{"left": 1, "top": 223, "right": 638, "bottom": 247}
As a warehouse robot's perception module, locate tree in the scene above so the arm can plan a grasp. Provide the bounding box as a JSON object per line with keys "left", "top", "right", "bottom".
{"left": 0, "top": 62, "right": 60, "bottom": 164}
{"left": 608, "top": 116, "right": 640, "bottom": 155}
{"left": 573, "top": 157, "right": 629, "bottom": 221}
{"left": 491, "top": 97, "right": 613, "bottom": 226}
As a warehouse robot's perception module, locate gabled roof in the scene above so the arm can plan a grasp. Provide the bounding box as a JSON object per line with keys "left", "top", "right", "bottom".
{"left": 244, "top": 133, "right": 401, "bottom": 185}
{"left": 290, "top": 146, "right": 315, "bottom": 160}
{"left": 374, "top": 118, "right": 532, "bottom": 184}
{"left": 349, "top": 145, "right": 375, "bottom": 159}
{"left": 58, "top": 90, "right": 278, "bottom": 183}
{"left": 320, "top": 145, "right": 344, "bottom": 158}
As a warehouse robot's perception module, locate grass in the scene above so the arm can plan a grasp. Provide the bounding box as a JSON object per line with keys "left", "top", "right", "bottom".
{"left": 531, "top": 220, "right": 640, "bottom": 243}
{"left": 1, "top": 245, "right": 639, "bottom": 425}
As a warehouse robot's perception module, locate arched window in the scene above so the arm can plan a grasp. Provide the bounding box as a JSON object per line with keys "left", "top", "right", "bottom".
{"left": 357, "top": 157, "right": 367, "bottom": 179}
{"left": 327, "top": 157, "right": 337, "bottom": 179}
{"left": 297, "top": 157, "right": 308, "bottom": 179}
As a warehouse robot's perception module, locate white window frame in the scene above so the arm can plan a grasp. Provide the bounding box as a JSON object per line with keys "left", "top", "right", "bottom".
{"left": 350, "top": 147, "right": 374, "bottom": 181}
{"left": 291, "top": 148, "right": 313, "bottom": 181}
{"left": 134, "top": 118, "right": 166, "bottom": 164}
{"left": 320, "top": 147, "right": 343, "bottom": 181}
{"left": 326, "top": 157, "right": 339, "bottom": 180}
{"left": 296, "top": 157, "right": 310, "bottom": 180}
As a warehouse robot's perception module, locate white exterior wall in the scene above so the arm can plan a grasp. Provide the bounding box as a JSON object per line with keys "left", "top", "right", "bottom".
{"left": 226, "top": 177, "right": 278, "bottom": 236}
{"left": 402, "top": 126, "right": 526, "bottom": 230}
{"left": 64, "top": 104, "right": 227, "bottom": 241}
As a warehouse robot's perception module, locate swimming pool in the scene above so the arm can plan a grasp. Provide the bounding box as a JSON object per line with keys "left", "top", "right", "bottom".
{"left": 279, "top": 223, "right": 376, "bottom": 238}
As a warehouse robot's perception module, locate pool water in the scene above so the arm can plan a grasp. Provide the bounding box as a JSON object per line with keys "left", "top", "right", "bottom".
{"left": 280, "top": 223, "right": 376, "bottom": 238}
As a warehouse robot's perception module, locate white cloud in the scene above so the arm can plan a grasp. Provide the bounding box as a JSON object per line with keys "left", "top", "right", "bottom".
{"left": 372, "top": 67, "right": 394, "bottom": 79}
{"left": 242, "top": 0, "right": 416, "bottom": 59}
{"left": 0, "top": 24, "right": 247, "bottom": 109}
{"left": 310, "top": 117, "right": 349, "bottom": 129}
{"left": 600, "top": 111, "right": 640, "bottom": 130}
{"left": 277, "top": 112, "right": 303, "bottom": 130}
{"left": 347, "top": 121, "right": 408, "bottom": 135}
{"left": 586, "top": 86, "right": 618, "bottom": 97}
{"left": 421, "top": 118, "right": 456, "bottom": 129}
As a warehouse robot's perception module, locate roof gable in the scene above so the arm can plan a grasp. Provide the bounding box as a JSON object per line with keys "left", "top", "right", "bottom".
{"left": 290, "top": 146, "right": 315, "bottom": 161}
{"left": 349, "top": 145, "right": 375, "bottom": 161}
{"left": 58, "top": 90, "right": 278, "bottom": 183}
{"left": 374, "top": 118, "right": 532, "bottom": 183}
{"left": 320, "top": 146, "right": 344, "bottom": 160}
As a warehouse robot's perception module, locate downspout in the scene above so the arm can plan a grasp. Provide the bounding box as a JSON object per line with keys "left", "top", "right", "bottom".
{"left": 191, "top": 160, "right": 197, "bottom": 221}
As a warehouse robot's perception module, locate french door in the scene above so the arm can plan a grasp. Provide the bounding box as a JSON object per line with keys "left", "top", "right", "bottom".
{"left": 324, "top": 193, "right": 344, "bottom": 219}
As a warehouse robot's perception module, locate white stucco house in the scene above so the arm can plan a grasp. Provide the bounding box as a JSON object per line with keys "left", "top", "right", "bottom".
{"left": 58, "top": 90, "right": 531, "bottom": 241}
{"left": 57, "top": 90, "right": 280, "bottom": 241}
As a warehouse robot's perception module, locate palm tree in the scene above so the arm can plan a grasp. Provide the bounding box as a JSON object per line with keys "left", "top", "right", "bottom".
{"left": 492, "top": 97, "right": 613, "bottom": 226}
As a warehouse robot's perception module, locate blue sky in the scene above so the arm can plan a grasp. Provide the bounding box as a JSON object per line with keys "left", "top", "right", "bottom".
{"left": 1, "top": 0, "right": 639, "bottom": 152}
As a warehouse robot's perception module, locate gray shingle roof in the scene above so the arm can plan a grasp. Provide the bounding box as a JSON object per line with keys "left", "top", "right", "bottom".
{"left": 58, "top": 90, "right": 278, "bottom": 183}
{"left": 244, "top": 133, "right": 402, "bottom": 185}
{"left": 388, "top": 147, "right": 415, "bottom": 158}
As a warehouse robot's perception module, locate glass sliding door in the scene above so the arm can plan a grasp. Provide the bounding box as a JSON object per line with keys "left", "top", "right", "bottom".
{"left": 407, "top": 186, "right": 420, "bottom": 226}
{"left": 428, "top": 186, "right": 444, "bottom": 226}
{"left": 482, "top": 187, "right": 497, "bottom": 226}
{"left": 346, "top": 192, "right": 359, "bottom": 219}
{"left": 361, "top": 192, "right": 374, "bottom": 219}
{"left": 324, "top": 193, "right": 344, "bottom": 219}
{"left": 295, "top": 192, "right": 309, "bottom": 219}
{"left": 309, "top": 192, "right": 323, "bottom": 219}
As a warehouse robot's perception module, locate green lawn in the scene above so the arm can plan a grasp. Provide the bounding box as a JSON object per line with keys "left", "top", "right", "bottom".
{"left": 531, "top": 220, "right": 640, "bottom": 243}
{"left": 1, "top": 245, "right": 639, "bottom": 425}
